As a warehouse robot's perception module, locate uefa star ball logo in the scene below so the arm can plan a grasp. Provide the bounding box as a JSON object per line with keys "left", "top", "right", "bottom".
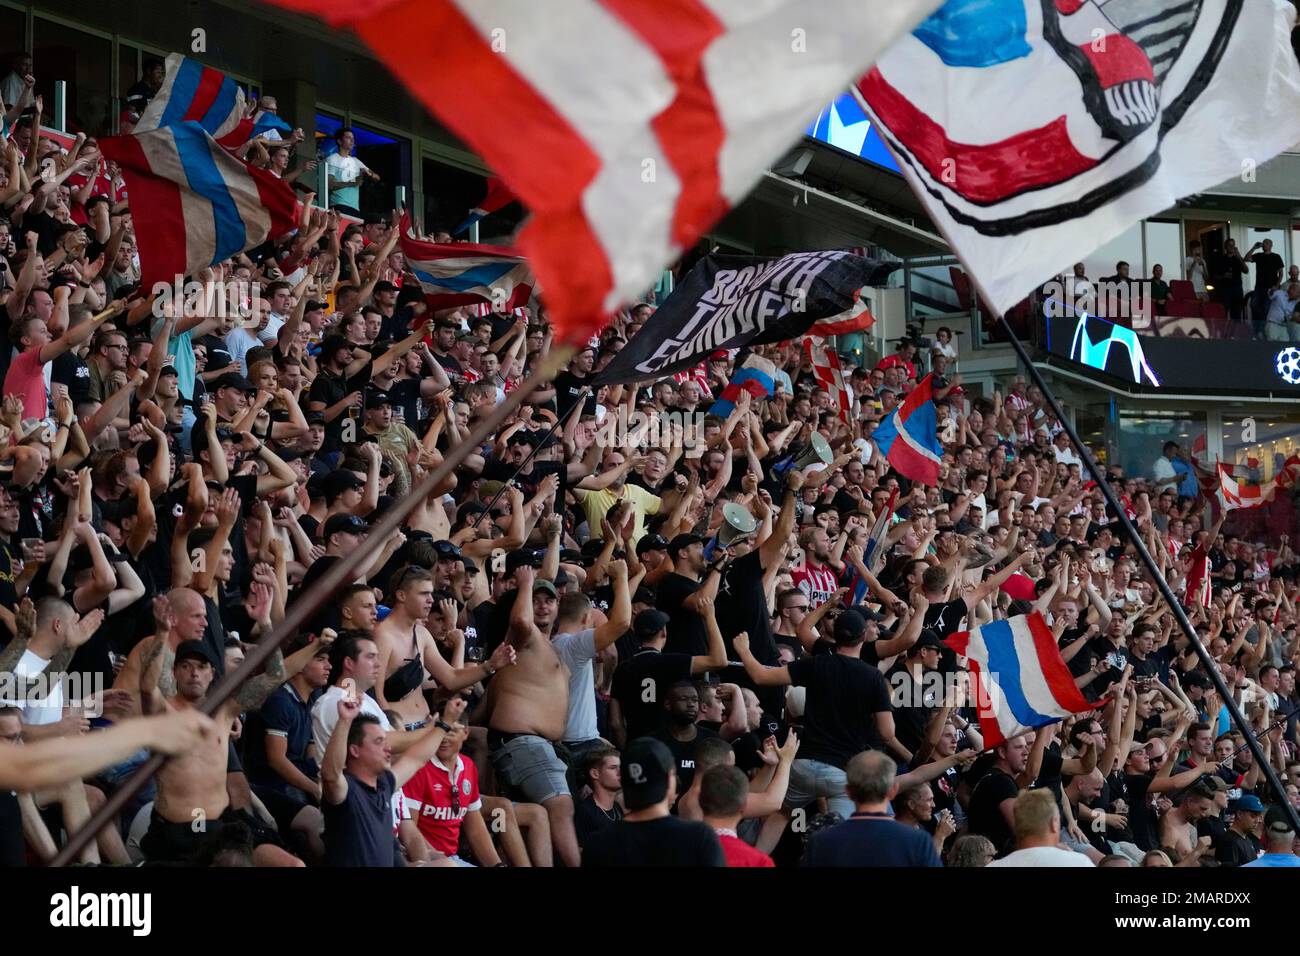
{"left": 1276, "top": 347, "right": 1300, "bottom": 386}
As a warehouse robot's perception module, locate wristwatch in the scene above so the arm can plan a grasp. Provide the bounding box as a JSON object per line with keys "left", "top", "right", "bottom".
{"left": 434, "top": 719, "right": 453, "bottom": 733}
{"left": 482, "top": 661, "right": 497, "bottom": 677}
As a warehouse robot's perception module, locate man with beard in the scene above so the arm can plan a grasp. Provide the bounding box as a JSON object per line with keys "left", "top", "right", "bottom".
{"left": 485, "top": 565, "right": 582, "bottom": 867}
{"left": 791, "top": 525, "right": 838, "bottom": 610}
{"left": 137, "top": 589, "right": 329, "bottom": 866}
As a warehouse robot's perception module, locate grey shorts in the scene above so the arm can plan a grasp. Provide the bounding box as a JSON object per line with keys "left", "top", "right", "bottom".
{"left": 489, "top": 733, "right": 571, "bottom": 805}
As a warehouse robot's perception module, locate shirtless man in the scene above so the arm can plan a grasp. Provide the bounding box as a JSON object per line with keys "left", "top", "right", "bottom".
{"left": 486, "top": 565, "right": 581, "bottom": 867}
{"left": 372, "top": 565, "right": 515, "bottom": 729}
{"left": 114, "top": 587, "right": 216, "bottom": 713}
{"left": 137, "top": 587, "right": 330, "bottom": 866}
{"left": 1159, "top": 781, "right": 1215, "bottom": 866}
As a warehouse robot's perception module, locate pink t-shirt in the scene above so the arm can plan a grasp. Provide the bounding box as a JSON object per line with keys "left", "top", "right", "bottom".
{"left": 3, "top": 347, "right": 47, "bottom": 421}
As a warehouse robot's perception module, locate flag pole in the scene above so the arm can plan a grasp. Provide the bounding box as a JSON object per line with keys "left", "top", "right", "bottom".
{"left": 994, "top": 313, "right": 1300, "bottom": 835}
{"left": 48, "top": 351, "right": 569, "bottom": 867}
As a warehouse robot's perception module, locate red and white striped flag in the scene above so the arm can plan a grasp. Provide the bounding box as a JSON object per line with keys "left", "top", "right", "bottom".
{"left": 809, "top": 287, "right": 876, "bottom": 337}
{"left": 1218, "top": 455, "right": 1300, "bottom": 511}
{"left": 804, "top": 337, "right": 850, "bottom": 423}
{"left": 259, "top": 0, "right": 941, "bottom": 344}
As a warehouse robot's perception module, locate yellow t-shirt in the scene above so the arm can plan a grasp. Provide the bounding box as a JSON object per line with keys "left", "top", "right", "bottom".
{"left": 572, "top": 483, "right": 661, "bottom": 544}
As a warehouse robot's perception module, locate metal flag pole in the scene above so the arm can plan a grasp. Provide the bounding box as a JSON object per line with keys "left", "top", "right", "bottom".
{"left": 995, "top": 314, "right": 1300, "bottom": 834}
{"left": 50, "top": 349, "right": 573, "bottom": 866}
{"left": 471, "top": 386, "right": 591, "bottom": 531}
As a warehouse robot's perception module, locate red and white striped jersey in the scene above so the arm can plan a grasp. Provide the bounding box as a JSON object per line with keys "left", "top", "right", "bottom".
{"left": 792, "top": 563, "right": 839, "bottom": 609}
{"left": 402, "top": 753, "right": 482, "bottom": 858}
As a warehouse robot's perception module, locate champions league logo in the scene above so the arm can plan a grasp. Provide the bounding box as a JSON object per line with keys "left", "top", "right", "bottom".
{"left": 1276, "top": 347, "right": 1300, "bottom": 386}
{"left": 1068, "top": 313, "right": 1161, "bottom": 387}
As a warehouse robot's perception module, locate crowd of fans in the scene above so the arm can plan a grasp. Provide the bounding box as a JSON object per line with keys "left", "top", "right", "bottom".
{"left": 1, "top": 58, "right": 1299, "bottom": 870}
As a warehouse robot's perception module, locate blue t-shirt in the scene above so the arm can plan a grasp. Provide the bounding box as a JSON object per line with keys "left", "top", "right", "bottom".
{"left": 802, "top": 812, "right": 942, "bottom": 867}
{"left": 1171, "top": 458, "right": 1198, "bottom": 499}
{"left": 1243, "top": 853, "right": 1300, "bottom": 867}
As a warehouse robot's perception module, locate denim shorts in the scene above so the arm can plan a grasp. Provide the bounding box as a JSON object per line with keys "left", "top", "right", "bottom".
{"left": 489, "top": 733, "right": 571, "bottom": 805}
{"left": 784, "top": 757, "right": 855, "bottom": 820}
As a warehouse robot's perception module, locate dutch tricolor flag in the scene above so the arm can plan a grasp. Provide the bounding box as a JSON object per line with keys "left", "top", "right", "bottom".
{"left": 401, "top": 217, "right": 537, "bottom": 312}
{"left": 945, "top": 612, "right": 1095, "bottom": 748}
{"left": 134, "top": 53, "right": 254, "bottom": 148}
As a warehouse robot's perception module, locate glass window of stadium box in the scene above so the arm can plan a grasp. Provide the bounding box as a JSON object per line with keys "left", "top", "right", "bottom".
{"left": 0, "top": 7, "right": 26, "bottom": 64}
{"left": 33, "top": 16, "right": 112, "bottom": 136}
{"left": 1116, "top": 408, "right": 1205, "bottom": 483}
{"left": 1082, "top": 222, "right": 1143, "bottom": 291}
{"left": 1220, "top": 413, "right": 1300, "bottom": 545}
{"left": 315, "top": 111, "right": 411, "bottom": 220}
{"left": 420, "top": 155, "right": 523, "bottom": 243}
{"left": 1144, "top": 219, "right": 1183, "bottom": 285}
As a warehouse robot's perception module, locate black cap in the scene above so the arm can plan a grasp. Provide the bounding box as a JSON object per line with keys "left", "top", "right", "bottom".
{"left": 213, "top": 371, "right": 255, "bottom": 393}
{"left": 621, "top": 738, "right": 674, "bottom": 811}
{"left": 632, "top": 586, "right": 656, "bottom": 606}
{"left": 666, "top": 533, "right": 705, "bottom": 557}
{"left": 634, "top": 609, "right": 670, "bottom": 642}
{"left": 364, "top": 388, "right": 395, "bottom": 409}
{"left": 159, "top": 365, "right": 178, "bottom": 378}
{"left": 174, "top": 640, "right": 218, "bottom": 668}
{"left": 305, "top": 411, "right": 326, "bottom": 427}
{"left": 636, "top": 534, "right": 669, "bottom": 557}
{"left": 505, "top": 548, "right": 543, "bottom": 574}
{"left": 304, "top": 300, "right": 330, "bottom": 313}
{"left": 833, "top": 609, "right": 869, "bottom": 644}
{"left": 323, "top": 513, "right": 370, "bottom": 539}
{"left": 910, "top": 628, "right": 945, "bottom": 655}
{"left": 432, "top": 539, "right": 462, "bottom": 561}
{"left": 323, "top": 470, "right": 366, "bottom": 498}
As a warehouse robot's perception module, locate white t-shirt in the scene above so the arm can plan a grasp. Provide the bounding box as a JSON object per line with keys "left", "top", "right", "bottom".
{"left": 311, "top": 683, "right": 393, "bottom": 756}
{"left": 9, "top": 650, "right": 62, "bottom": 725}
{"left": 987, "top": 845, "right": 1095, "bottom": 867}
{"left": 259, "top": 311, "right": 287, "bottom": 345}
{"left": 1183, "top": 256, "right": 1207, "bottom": 294}
{"left": 1152, "top": 456, "right": 1177, "bottom": 487}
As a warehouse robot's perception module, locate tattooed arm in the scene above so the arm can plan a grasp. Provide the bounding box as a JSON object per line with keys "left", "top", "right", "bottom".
{"left": 0, "top": 598, "right": 36, "bottom": 675}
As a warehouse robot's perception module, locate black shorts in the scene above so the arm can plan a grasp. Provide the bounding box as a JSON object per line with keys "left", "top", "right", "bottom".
{"left": 251, "top": 784, "right": 313, "bottom": 835}
{"left": 140, "top": 806, "right": 283, "bottom": 865}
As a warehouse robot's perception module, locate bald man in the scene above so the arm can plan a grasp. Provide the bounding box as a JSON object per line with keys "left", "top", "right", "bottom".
{"left": 114, "top": 588, "right": 219, "bottom": 714}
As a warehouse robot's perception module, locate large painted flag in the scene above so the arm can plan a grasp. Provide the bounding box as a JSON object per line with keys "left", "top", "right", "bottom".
{"left": 871, "top": 373, "right": 942, "bottom": 486}
{"left": 854, "top": 0, "right": 1300, "bottom": 317}
{"left": 709, "top": 354, "right": 776, "bottom": 419}
{"left": 258, "top": 0, "right": 941, "bottom": 344}
{"left": 135, "top": 52, "right": 254, "bottom": 148}
{"left": 99, "top": 122, "right": 299, "bottom": 291}
{"left": 946, "top": 612, "right": 1095, "bottom": 748}
{"left": 1218, "top": 455, "right": 1300, "bottom": 511}
{"left": 454, "top": 177, "right": 518, "bottom": 236}
{"left": 804, "top": 337, "right": 850, "bottom": 423}
{"left": 400, "top": 219, "right": 537, "bottom": 312}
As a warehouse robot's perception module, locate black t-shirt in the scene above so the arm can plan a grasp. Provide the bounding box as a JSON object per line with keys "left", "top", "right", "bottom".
{"left": 1253, "top": 251, "right": 1284, "bottom": 291}
{"left": 652, "top": 724, "right": 719, "bottom": 796}
{"left": 581, "top": 815, "right": 725, "bottom": 866}
{"left": 574, "top": 796, "right": 623, "bottom": 848}
{"left": 1108, "top": 770, "right": 1156, "bottom": 850}
{"left": 786, "top": 654, "right": 891, "bottom": 769}
{"left": 885, "top": 662, "right": 940, "bottom": 757}
{"left": 387, "top": 377, "right": 422, "bottom": 428}
{"left": 553, "top": 370, "right": 598, "bottom": 419}
{"left": 657, "top": 572, "right": 708, "bottom": 656}
{"left": 968, "top": 767, "right": 1019, "bottom": 855}
{"left": 51, "top": 350, "right": 92, "bottom": 405}
{"left": 610, "top": 648, "right": 694, "bottom": 742}
{"left": 1214, "top": 826, "right": 1260, "bottom": 867}
{"left": 322, "top": 770, "right": 404, "bottom": 867}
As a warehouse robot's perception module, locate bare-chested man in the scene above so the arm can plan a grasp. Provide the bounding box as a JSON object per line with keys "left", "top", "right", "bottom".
{"left": 137, "top": 586, "right": 329, "bottom": 866}
{"left": 486, "top": 564, "right": 584, "bottom": 867}
{"left": 372, "top": 565, "right": 514, "bottom": 729}
{"left": 1159, "top": 782, "right": 1215, "bottom": 866}
{"left": 114, "top": 587, "right": 218, "bottom": 713}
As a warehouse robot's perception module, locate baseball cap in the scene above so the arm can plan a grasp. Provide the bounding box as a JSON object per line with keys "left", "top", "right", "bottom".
{"left": 213, "top": 371, "right": 255, "bottom": 393}
{"left": 621, "top": 738, "right": 675, "bottom": 811}
{"left": 666, "top": 533, "right": 705, "bottom": 557}
{"left": 304, "top": 300, "right": 330, "bottom": 313}
{"left": 632, "top": 586, "right": 656, "bottom": 606}
{"left": 1234, "top": 794, "right": 1266, "bottom": 814}
{"left": 833, "top": 609, "right": 869, "bottom": 644}
{"left": 636, "top": 534, "right": 669, "bottom": 557}
{"left": 634, "top": 609, "right": 670, "bottom": 641}
{"left": 323, "top": 513, "right": 370, "bottom": 539}
{"left": 533, "top": 578, "right": 558, "bottom": 598}
{"left": 364, "top": 388, "right": 395, "bottom": 409}
{"left": 911, "top": 628, "right": 945, "bottom": 654}
{"left": 505, "top": 549, "right": 543, "bottom": 574}
{"left": 174, "top": 640, "right": 218, "bottom": 668}
{"left": 323, "top": 470, "right": 366, "bottom": 498}
{"left": 432, "top": 539, "right": 462, "bottom": 561}
{"left": 305, "top": 411, "right": 326, "bottom": 427}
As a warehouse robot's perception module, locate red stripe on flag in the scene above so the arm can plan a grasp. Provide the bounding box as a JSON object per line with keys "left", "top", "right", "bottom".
{"left": 216, "top": 117, "right": 255, "bottom": 149}
{"left": 183, "top": 68, "right": 226, "bottom": 123}
{"left": 99, "top": 133, "right": 187, "bottom": 292}
{"left": 965, "top": 659, "right": 1008, "bottom": 749}
{"left": 1025, "top": 611, "right": 1092, "bottom": 712}
{"left": 247, "top": 162, "right": 302, "bottom": 241}
{"left": 602, "top": 0, "right": 728, "bottom": 248}
{"left": 857, "top": 70, "right": 1099, "bottom": 204}
{"left": 347, "top": 0, "right": 613, "bottom": 343}
{"left": 812, "top": 305, "right": 875, "bottom": 337}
